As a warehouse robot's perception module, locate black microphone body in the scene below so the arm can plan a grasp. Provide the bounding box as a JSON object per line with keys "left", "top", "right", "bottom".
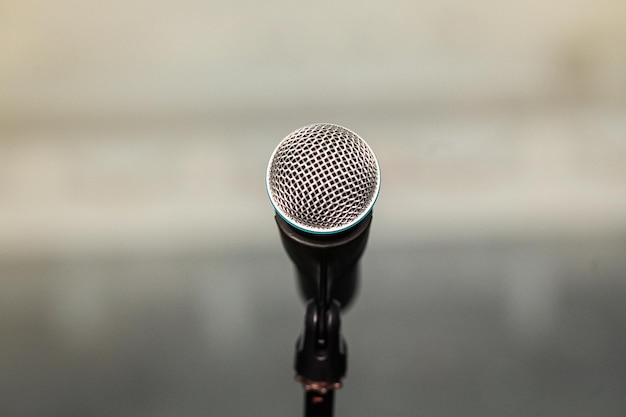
{"left": 275, "top": 213, "right": 372, "bottom": 309}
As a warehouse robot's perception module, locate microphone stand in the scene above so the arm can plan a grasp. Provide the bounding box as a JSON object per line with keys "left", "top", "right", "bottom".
{"left": 295, "top": 256, "right": 344, "bottom": 417}
{"left": 304, "top": 390, "right": 335, "bottom": 417}
{"left": 275, "top": 215, "right": 372, "bottom": 417}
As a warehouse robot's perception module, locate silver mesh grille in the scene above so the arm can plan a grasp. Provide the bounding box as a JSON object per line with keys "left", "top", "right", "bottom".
{"left": 266, "top": 123, "right": 380, "bottom": 234}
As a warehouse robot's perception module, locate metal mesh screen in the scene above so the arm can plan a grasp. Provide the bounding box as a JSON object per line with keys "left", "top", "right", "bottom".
{"left": 266, "top": 123, "right": 380, "bottom": 234}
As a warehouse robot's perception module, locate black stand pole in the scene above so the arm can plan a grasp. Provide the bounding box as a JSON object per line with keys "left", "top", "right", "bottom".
{"left": 295, "top": 299, "right": 345, "bottom": 417}
{"left": 304, "top": 390, "right": 334, "bottom": 417}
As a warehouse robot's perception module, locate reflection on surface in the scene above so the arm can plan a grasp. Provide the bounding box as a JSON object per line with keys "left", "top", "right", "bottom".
{"left": 1, "top": 238, "right": 625, "bottom": 416}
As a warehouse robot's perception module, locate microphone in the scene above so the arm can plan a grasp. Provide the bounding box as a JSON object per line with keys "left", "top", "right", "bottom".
{"left": 266, "top": 123, "right": 380, "bottom": 396}
{"left": 266, "top": 123, "right": 381, "bottom": 308}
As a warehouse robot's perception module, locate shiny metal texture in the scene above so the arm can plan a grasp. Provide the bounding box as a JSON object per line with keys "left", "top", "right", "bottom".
{"left": 266, "top": 124, "right": 380, "bottom": 234}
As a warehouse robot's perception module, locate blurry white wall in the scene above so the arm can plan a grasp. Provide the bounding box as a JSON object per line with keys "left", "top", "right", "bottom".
{"left": 1, "top": 0, "right": 625, "bottom": 257}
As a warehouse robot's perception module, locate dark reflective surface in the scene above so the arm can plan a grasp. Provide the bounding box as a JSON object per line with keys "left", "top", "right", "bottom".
{"left": 2, "top": 236, "right": 624, "bottom": 417}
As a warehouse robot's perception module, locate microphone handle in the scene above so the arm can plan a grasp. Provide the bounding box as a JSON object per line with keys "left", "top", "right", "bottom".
{"left": 276, "top": 214, "right": 372, "bottom": 309}
{"left": 297, "top": 267, "right": 358, "bottom": 310}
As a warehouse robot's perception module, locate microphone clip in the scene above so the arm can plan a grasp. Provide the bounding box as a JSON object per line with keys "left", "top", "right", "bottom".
{"left": 294, "top": 299, "right": 347, "bottom": 393}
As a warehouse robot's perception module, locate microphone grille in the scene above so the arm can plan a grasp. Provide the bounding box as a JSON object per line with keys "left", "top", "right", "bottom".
{"left": 266, "top": 123, "right": 380, "bottom": 234}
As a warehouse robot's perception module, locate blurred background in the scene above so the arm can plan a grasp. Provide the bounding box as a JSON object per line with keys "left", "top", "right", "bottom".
{"left": 1, "top": 0, "right": 625, "bottom": 416}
